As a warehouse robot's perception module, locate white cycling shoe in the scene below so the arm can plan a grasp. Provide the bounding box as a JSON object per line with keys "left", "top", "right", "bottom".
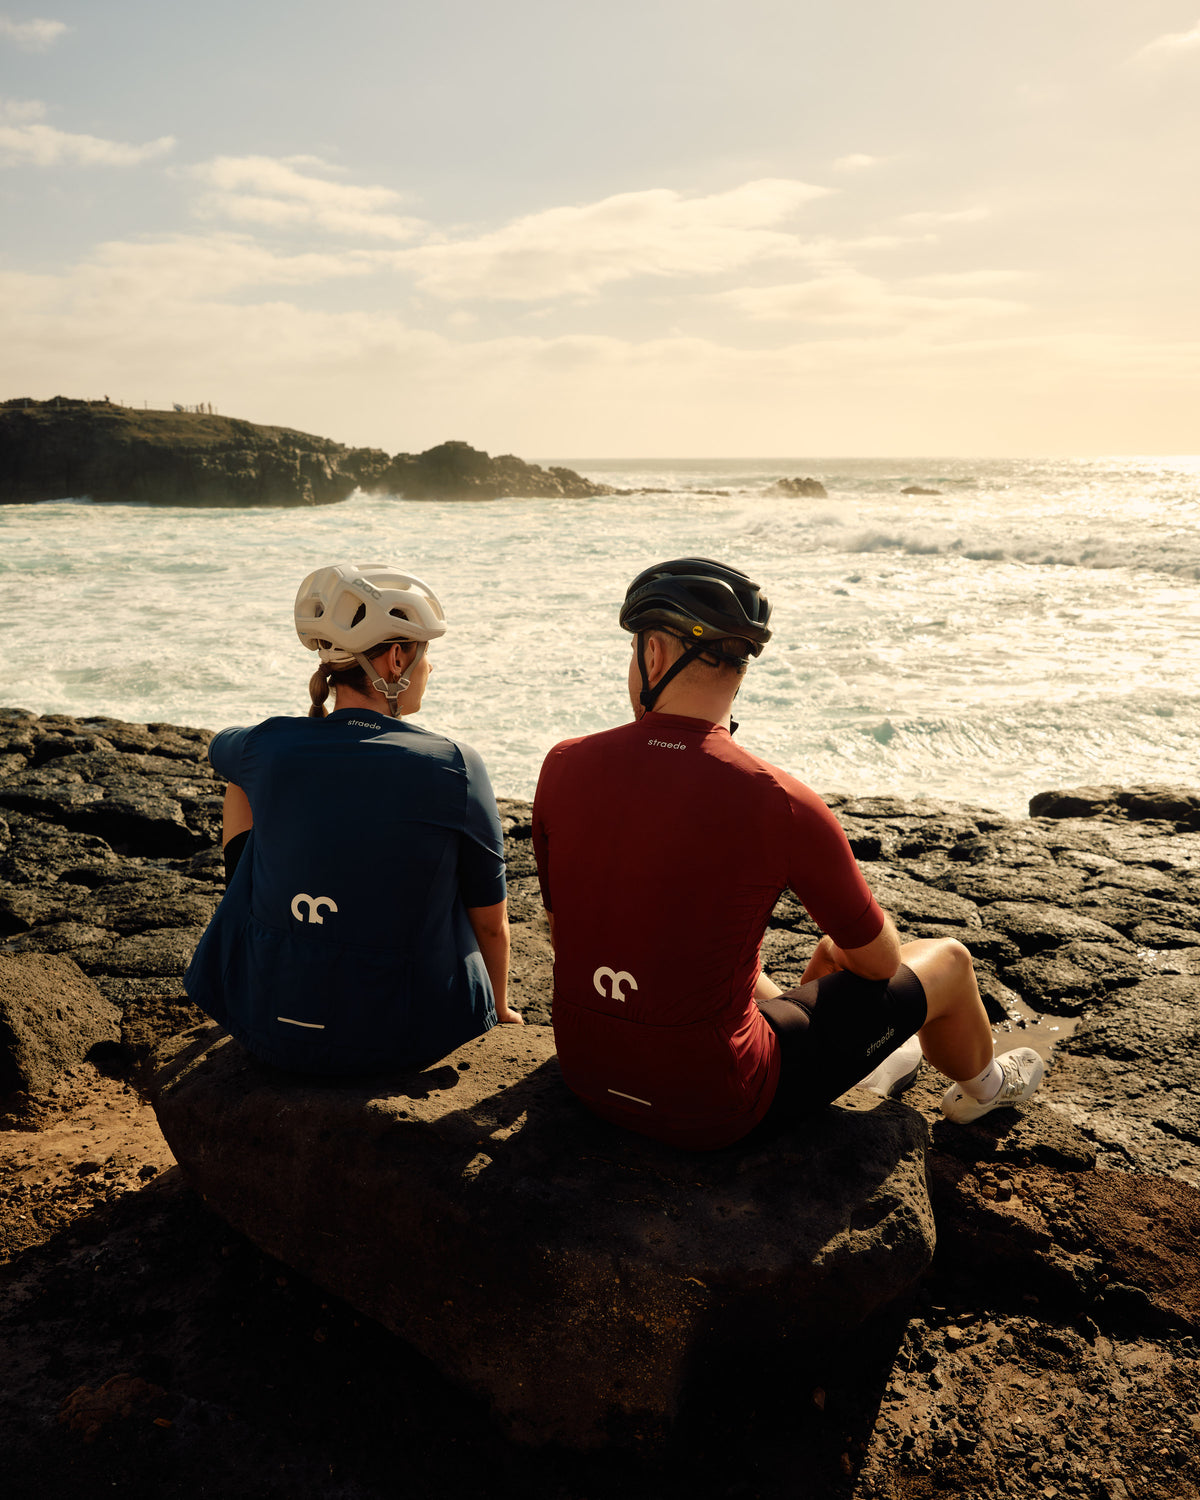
{"left": 941, "top": 1047, "right": 1045, "bottom": 1123}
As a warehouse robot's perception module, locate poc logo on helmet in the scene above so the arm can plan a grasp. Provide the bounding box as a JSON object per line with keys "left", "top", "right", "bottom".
{"left": 354, "top": 579, "right": 382, "bottom": 599}
{"left": 593, "top": 966, "right": 638, "bottom": 1003}
{"left": 291, "top": 893, "right": 338, "bottom": 925}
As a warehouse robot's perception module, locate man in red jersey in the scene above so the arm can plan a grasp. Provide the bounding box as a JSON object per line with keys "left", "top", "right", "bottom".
{"left": 532, "top": 558, "right": 1044, "bottom": 1150}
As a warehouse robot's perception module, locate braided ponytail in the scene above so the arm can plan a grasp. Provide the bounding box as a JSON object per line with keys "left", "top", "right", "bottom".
{"left": 308, "top": 662, "right": 334, "bottom": 718}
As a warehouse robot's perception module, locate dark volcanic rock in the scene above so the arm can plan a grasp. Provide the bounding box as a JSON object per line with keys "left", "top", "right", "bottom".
{"left": 0, "top": 398, "right": 610, "bottom": 507}
{"left": 6, "top": 706, "right": 1200, "bottom": 1492}
{"left": 980, "top": 900, "right": 1132, "bottom": 955}
{"left": 0, "top": 709, "right": 220, "bottom": 859}
{"left": 0, "top": 952, "right": 120, "bottom": 1102}
{"left": 1031, "top": 783, "right": 1200, "bottom": 833}
{"left": 1046, "top": 975, "right": 1200, "bottom": 1182}
{"left": 1002, "top": 939, "right": 1142, "bottom": 1014}
{"left": 380, "top": 440, "right": 611, "bottom": 501}
{"left": 152, "top": 1023, "right": 935, "bottom": 1447}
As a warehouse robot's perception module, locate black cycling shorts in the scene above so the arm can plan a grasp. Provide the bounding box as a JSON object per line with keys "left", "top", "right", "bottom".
{"left": 223, "top": 828, "right": 251, "bottom": 883}
{"left": 754, "top": 963, "right": 928, "bottom": 1128}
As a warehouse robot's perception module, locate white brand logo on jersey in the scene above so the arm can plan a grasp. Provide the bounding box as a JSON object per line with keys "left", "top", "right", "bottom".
{"left": 593, "top": 966, "right": 638, "bottom": 1003}
{"left": 647, "top": 739, "right": 686, "bottom": 750}
{"left": 291, "top": 893, "right": 339, "bottom": 924}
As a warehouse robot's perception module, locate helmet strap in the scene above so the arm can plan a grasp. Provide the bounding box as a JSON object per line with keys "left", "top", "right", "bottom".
{"left": 352, "top": 640, "right": 425, "bottom": 718}
{"left": 637, "top": 631, "right": 745, "bottom": 734}
{"left": 638, "top": 634, "right": 708, "bottom": 713}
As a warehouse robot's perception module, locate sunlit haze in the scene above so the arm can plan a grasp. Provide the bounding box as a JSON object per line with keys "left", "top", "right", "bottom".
{"left": 1, "top": 1, "right": 1197, "bottom": 456}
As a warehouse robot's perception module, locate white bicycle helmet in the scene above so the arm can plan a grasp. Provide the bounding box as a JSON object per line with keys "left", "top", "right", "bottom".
{"left": 294, "top": 563, "right": 446, "bottom": 717}
{"left": 295, "top": 563, "right": 446, "bottom": 661}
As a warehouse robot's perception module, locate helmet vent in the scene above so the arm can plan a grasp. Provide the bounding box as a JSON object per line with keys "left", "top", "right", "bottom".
{"left": 389, "top": 607, "right": 411, "bottom": 621}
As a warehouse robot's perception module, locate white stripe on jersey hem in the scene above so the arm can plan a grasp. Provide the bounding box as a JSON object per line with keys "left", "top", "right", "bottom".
{"left": 607, "top": 1088, "right": 652, "bottom": 1107}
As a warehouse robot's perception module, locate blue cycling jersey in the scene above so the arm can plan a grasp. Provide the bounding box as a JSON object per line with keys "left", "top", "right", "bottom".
{"left": 185, "top": 709, "right": 506, "bottom": 1073}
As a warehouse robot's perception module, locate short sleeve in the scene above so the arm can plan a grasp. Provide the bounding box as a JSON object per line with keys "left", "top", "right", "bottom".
{"left": 208, "top": 726, "right": 255, "bottom": 784}
{"left": 779, "top": 779, "right": 885, "bottom": 949}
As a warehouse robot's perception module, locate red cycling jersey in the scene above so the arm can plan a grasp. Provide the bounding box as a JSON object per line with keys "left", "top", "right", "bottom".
{"left": 532, "top": 713, "right": 884, "bottom": 1148}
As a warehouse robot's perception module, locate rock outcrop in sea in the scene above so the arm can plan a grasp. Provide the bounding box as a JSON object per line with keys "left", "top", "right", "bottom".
{"left": 2, "top": 706, "right": 1199, "bottom": 1489}
{"left": 0, "top": 398, "right": 611, "bottom": 506}
{"left": 765, "top": 475, "right": 828, "bottom": 498}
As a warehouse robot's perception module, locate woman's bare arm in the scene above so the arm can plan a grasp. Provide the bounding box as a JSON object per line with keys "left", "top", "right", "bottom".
{"left": 467, "top": 899, "right": 521, "bottom": 1024}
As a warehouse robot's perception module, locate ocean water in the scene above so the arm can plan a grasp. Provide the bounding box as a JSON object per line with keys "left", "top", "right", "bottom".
{"left": 1, "top": 455, "right": 1198, "bottom": 818}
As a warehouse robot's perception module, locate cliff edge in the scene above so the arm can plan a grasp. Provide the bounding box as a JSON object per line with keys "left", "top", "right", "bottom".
{"left": 0, "top": 397, "right": 610, "bottom": 507}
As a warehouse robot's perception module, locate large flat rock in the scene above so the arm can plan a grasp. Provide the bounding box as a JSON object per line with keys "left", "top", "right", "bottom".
{"left": 151, "top": 1022, "right": 935, "bottom": 1447}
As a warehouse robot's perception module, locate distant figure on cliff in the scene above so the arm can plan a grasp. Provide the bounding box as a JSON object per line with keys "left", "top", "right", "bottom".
{"left": 532, "top": 557, "right": 1041, "bottom": 1149}
{"left": 186, "top": 562, "right": 520, "bottom": 1073}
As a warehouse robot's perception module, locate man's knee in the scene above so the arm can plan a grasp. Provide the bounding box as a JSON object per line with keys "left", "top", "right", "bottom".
{"left": 941, "top": 937, "right": 974, "bottom": 982}
{"left": 908, "top": 936, "right": 976, "bottom": 1013}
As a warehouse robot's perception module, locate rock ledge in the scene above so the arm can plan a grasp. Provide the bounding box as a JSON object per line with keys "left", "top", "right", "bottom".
{"left": 152, "top": 1022, "right": 934, "bottom": 1447}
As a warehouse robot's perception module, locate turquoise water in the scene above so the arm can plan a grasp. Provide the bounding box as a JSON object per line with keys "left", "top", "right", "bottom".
{"left": 2, "top": 455, "right": 1198, "bottom": 816}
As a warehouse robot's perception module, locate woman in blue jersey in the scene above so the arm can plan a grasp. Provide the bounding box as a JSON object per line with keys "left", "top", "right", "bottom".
{"left": 185, "top": 562, "right": 521, "bottom": 1073}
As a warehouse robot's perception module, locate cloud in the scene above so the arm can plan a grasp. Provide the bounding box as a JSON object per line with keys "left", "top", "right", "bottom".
{"left": 193, "top": 155, "right": 425, "bottom": 241}
{"left": 909, "top": 269, "right": 1030, "bottom": 290}
{"left": 0, "top": 15, "right": 68, "bottom": 50}
{"left": 1130, "top": 18, "right": 1200, "bottom": 63}
{"left": 0, "top": 97, "right": 174, "bottom": 166}
{"left": 718, "top": 270, "right": 1024, "bottom": 329}
{"left": 64, "top": 233, "right": 388, "bottom": 302}
{"left": 395, "top": 178, "right": 831, "bottom": 301}
{"left": 832, "top": 154, "right": 882, "bottom": 172}
{"left": 896, "top": 205, "right": 990, "bottom": 228}
{"left": 2, "top": 240, "right": 1194, "bottom": 458}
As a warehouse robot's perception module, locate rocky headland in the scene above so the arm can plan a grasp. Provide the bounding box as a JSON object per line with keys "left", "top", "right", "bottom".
{"left": 1, "top": 706, "right": 1198, "bottom": 1498}
{"left": 0, "top": 397, "right": 611, "bottom": 506}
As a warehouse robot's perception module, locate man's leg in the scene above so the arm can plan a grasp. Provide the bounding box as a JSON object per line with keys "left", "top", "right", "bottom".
{"left": 757, "top": 936, "right": 992, "bottom": 1080}
{"left": 756, "top": 963, "right": 928, "bottom": 1124}
{"left": 756, "top": 937, "right": 1043, "bottom": 1125}
{"left": 901, "top": 937, "right": 1044, "bottom": 1122}
{"left": 899, "top": 938, "right": 992, "bottom": 1081}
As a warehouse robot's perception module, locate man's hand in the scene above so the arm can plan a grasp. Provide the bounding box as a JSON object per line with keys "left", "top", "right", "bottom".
{"left": 802, "top": 915, "right": 902, "bottom": 985}
{"left": 801, "top": 934, "right": 845, "bottom": 984}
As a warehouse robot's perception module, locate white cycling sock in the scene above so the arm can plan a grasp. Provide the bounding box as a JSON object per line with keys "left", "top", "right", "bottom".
{"left": 959, "top": 1057, "right": 1003, "bottom": 1102}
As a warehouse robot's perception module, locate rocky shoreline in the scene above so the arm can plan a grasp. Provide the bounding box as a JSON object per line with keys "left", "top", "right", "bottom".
{"left": 0, "top": 398, "right": 612, "bottom": 506}
{"left": 1, "top": 707, "right": 1198, "bottom": 1498}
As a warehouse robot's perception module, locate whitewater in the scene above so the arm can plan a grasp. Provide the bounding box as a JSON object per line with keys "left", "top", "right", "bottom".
{"left": 1, "top": 455, "right": 1197, "bottom": 819}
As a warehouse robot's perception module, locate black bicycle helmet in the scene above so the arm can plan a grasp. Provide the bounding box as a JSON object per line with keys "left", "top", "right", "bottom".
{"left": 620, "top": 557, "right": 772, "bottom": 714}
{"left": 621, "top": 557, "right": 771, "bottom": 651}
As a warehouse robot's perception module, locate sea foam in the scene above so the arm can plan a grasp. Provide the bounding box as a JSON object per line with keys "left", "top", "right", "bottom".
{"left": 1, "top": 455, "right": 1197, "bottom": 817}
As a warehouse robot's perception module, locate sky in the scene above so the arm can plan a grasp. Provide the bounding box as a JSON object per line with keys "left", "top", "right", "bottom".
{"left": 1, "top": 1, "right": 1198, "bottom": 457}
